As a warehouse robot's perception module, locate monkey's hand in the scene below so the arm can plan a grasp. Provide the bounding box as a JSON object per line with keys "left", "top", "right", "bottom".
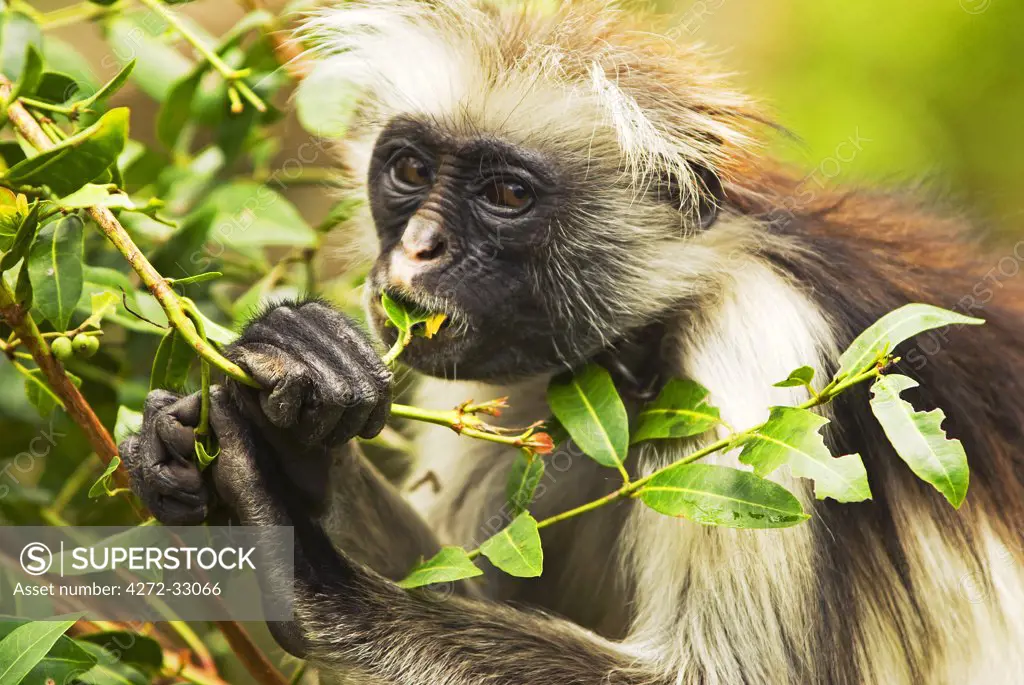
{"left": 119, "top": 390, "right": 212, "bottom": 525}
{"left": 225, "top": 300, "right": 392, "bottom": 450}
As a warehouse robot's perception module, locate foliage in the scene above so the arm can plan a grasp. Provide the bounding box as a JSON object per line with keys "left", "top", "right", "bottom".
{"left": 0, "top": 1, "right": 992, "bottom": 682}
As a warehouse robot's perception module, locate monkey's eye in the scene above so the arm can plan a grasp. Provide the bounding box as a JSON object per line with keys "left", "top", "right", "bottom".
{"left": 390, "top": 155, "right": 433, "bottom": 189}
{"left": 480, "top": 179, "right": 534, "bottom": 213}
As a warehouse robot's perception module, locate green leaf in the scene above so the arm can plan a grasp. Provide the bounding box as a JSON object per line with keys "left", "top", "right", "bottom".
{"left": 0, "top": 618, "right": 94, "bottom": 685}
{"left": 105, "top": 16, "right": 193, "bottom": 101}
{"left": 78, "top": 632, "right": 163, "bottom": 675}
{"left": 478, "top": 512, "right": 544, "bottom": 578}
{"left": 27, "top": 215, "right": 85, "bottom": 330}
{"left": 88, "top": 455, "right": 122, "bottom": 499}
{"left": 156, "top": 72, "right": 202, "bottom": 150}
{"left": 631, "top": 379, "right": 721, "bottom": 444}
{"left": 150, "top": 206, "right": 216, "bottom": 278}
{"left": 151, "top": 330, "right": 194, "bottom": 391}
{"left": 76, "top": 60, "right": 136, "bottom": 109}
{"left": 295, "top": 60, "right": 360, "bottom": 137}
{"left": 0, "top": 11, "right": 42, "bottom": 80}
{"left": 74, "top": 641, "right": 149, "bottom": 685}
{"left": 3, "top": 108, "right": 130, "bottom": 196}
{"left": 397, "top": 547, "right": 483, "bottom": 589}
{"left": 113, "top": 406, "right": 144, "bottom": 445}
{"left": 21, "top": 368, "right": 81, "bottom": 418}
{"left": 836, "top": 303, "right": 985, "bottom": 379}
{"left": 638, "top": 463, "right": 809, "bottom": 529}
{"left": 0, "top": 201, "right": 40, "bottom": 272}
{"left": 81, "top": 291, "right": 120, "bottom": 330}
{"left": 56, "top": 183, "right": 137, "bottom": 210}
{"left": 869, "top": 374, "right": 969, "bottom": 508}
{"left": 546, "top": 364, "right": 629, "bottom": 473}
{"left": 34, "top": 71, "right": 80, "bottom": 103}
{"left": 773, "top": 365, "right": 816, "bottom": 388}
{"left": 195, "top": 440, "right": 219, "bottom": 470}
{"left": 0, "top": 614, "right": 84, "bottom": 685}
{"left": 14, "top": 258, "right": 32, "bottom": 307}
{"left": 10, "top": 44, "right": 43, "bottom": 101}
{"left": 380, "top": 292, "right": 433, "bottom": 335}
{"left": 506, "top": 451, "right": 544, "bottom": 516}
{"left": 739, "top": 406, "right": 871, "bottom": 503}
{"left": 171, "top": 271, "right": 223, "bottom": 286}
{"left": 200, "top": 182, "right": 317, "bottom": 248}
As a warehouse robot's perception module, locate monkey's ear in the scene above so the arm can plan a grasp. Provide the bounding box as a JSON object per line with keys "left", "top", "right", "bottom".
{"left": 691, "top": 163, "right": 725, "bottom": 230}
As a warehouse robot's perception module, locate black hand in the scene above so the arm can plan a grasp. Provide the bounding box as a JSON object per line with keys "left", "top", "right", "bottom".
{"left": 119, "top": 390, "right": 210, "bottom": 525}
{"left": 226, "top": 300, "right": 392, "bottom": 449}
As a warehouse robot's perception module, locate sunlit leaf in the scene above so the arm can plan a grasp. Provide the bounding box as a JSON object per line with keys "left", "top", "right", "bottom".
{"left": 295, "top": 60, "right": 360, "bottom": 137}
{"left": 113, "top": 405, "right": 144, "bottom": 446}
{"left": 200, "top": 182, "right": 316, "bottom": 248}
{"left": 631, "top": 379, "right": 721, "bottom": 444}
{"left": 0, "top": 201, "right": 39, "bottom": 272}
{"left": 869, "top": 374, "right": 969, "bottom": 508}
{"left": 506, "top": 451, "right": 544, "bottom": 516}
{"left": 546, "top": 364, "right": 629, "bottom": 473}
{"left": 638, "top": 463, "right": 809, "bottom": 529}
{"left": 3, "top": 108, "right": 130, "bottom": 196}
{"left": 0, "top": 614, "right": 84, "bottom": 685}
{"left": 397, "top": 547, "right": 483, "bottom": 589}
{"left": 774, "top": 365, "right": 816, "bottom": 388}
{"left": 0, "top": 617, "right": 93, "bottom": 685}
{"left": 56, "top": 183, "right": 137, "bottom": 210}
{"left": 0, "top": 11, "right": 42, "bottom": 80}
{"left": 81, "top": 291, "right": 120, "bottom": 329}
{"left": 739, "top": 406, "right": 871, "bottom": 503}
{"left": 836, "top": 303, "right": 985, "bottom": 379}
{"left": 479, "top": 512, "right": 543, "bottom": 577}
{"left": 27, "top": 215, "right": 85, "bottom": 330}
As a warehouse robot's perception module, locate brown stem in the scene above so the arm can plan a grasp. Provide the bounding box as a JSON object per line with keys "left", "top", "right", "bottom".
{"left": 0, "top": 77, "right": 287, "bottom": 685}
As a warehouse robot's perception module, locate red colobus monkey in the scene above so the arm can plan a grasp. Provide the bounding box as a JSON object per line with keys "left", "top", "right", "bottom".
{"left": 122, "top": 1, "right": 1024, "bottom": 683}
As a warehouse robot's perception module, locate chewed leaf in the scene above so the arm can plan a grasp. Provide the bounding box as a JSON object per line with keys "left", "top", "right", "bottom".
{"left": 739, "top": 406, "right": 871, "bottom": 503}
{"left": 422, "top": 313, "right": 447, "bottom": 339}
{"left": 638, "top": 463, "right": 808, "bottom": 529}
{"left": 380, "top": 293, "right": 434, "bottom": 336}
{"left": 397, "top": 547, "right": 482, "bottom": 589}
{"left": 869, "top": 374, "right": 969, "bottom": 508}
{"left": 836, "top": 303, "right": 984, "bottom": 379}
{"left": 546, "top": 364, "right": 629, "bottom": 475}
{"left": 81, "top": 291, "right": 119, "bottom": 330}
{"left": 631, "top": 379, "right": 721, "bottom": 444}
{"left": 479, "top": 513, "right": 543, "bottom": 578}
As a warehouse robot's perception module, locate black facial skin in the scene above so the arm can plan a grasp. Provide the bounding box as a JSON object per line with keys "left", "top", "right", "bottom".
{"left": 365, "top": 118, "right": 722, "bottom": 382}
{"left": 366, "top": 118, "right": 571, "bottom": 381}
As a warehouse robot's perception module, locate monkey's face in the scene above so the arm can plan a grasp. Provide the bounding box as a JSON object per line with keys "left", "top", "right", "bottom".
{"left": 364, "top": 118, "right": 575, "bottom": 381}
{"left": 362, "top": 116, "right": 721, "bottom": 382}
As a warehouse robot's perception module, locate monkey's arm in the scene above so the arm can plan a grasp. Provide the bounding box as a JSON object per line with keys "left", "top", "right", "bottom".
{"left": 203, "top": 390, "right": 664, "bottom": 684}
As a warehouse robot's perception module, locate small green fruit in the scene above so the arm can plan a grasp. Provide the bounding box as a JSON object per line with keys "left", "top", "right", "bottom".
{"left": 73, "top": 333, "right": 100, "bottom": 358}
{"left": 51, "top": 336, "right": 73, "bottom": 361}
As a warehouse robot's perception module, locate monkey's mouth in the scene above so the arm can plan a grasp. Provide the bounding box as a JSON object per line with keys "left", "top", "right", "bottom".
{"left": 371, "top": 287, "right": 463, "bottom": 344}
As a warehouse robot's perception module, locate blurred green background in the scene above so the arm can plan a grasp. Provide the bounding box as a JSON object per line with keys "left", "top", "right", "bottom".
{"left": 657, "top": 0, "right": 1024, "bottom": 233}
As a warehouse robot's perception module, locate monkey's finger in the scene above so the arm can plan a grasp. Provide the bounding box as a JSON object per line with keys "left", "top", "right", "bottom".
{"left": 143, "top": 389, "right": 181, "bottom": 421}
{"left": 260, "top": 371, "right": 309, "bottom": 429}
{"left": 154, "top": 393, "right": 203, "bottom": 464}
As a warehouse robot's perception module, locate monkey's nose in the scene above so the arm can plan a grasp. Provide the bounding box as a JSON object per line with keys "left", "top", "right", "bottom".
{"left": 390, "top": 217, "right": 451, "bottom": 287}
{"left": 401, "top": 217, "right": 448, "bottom": 263}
